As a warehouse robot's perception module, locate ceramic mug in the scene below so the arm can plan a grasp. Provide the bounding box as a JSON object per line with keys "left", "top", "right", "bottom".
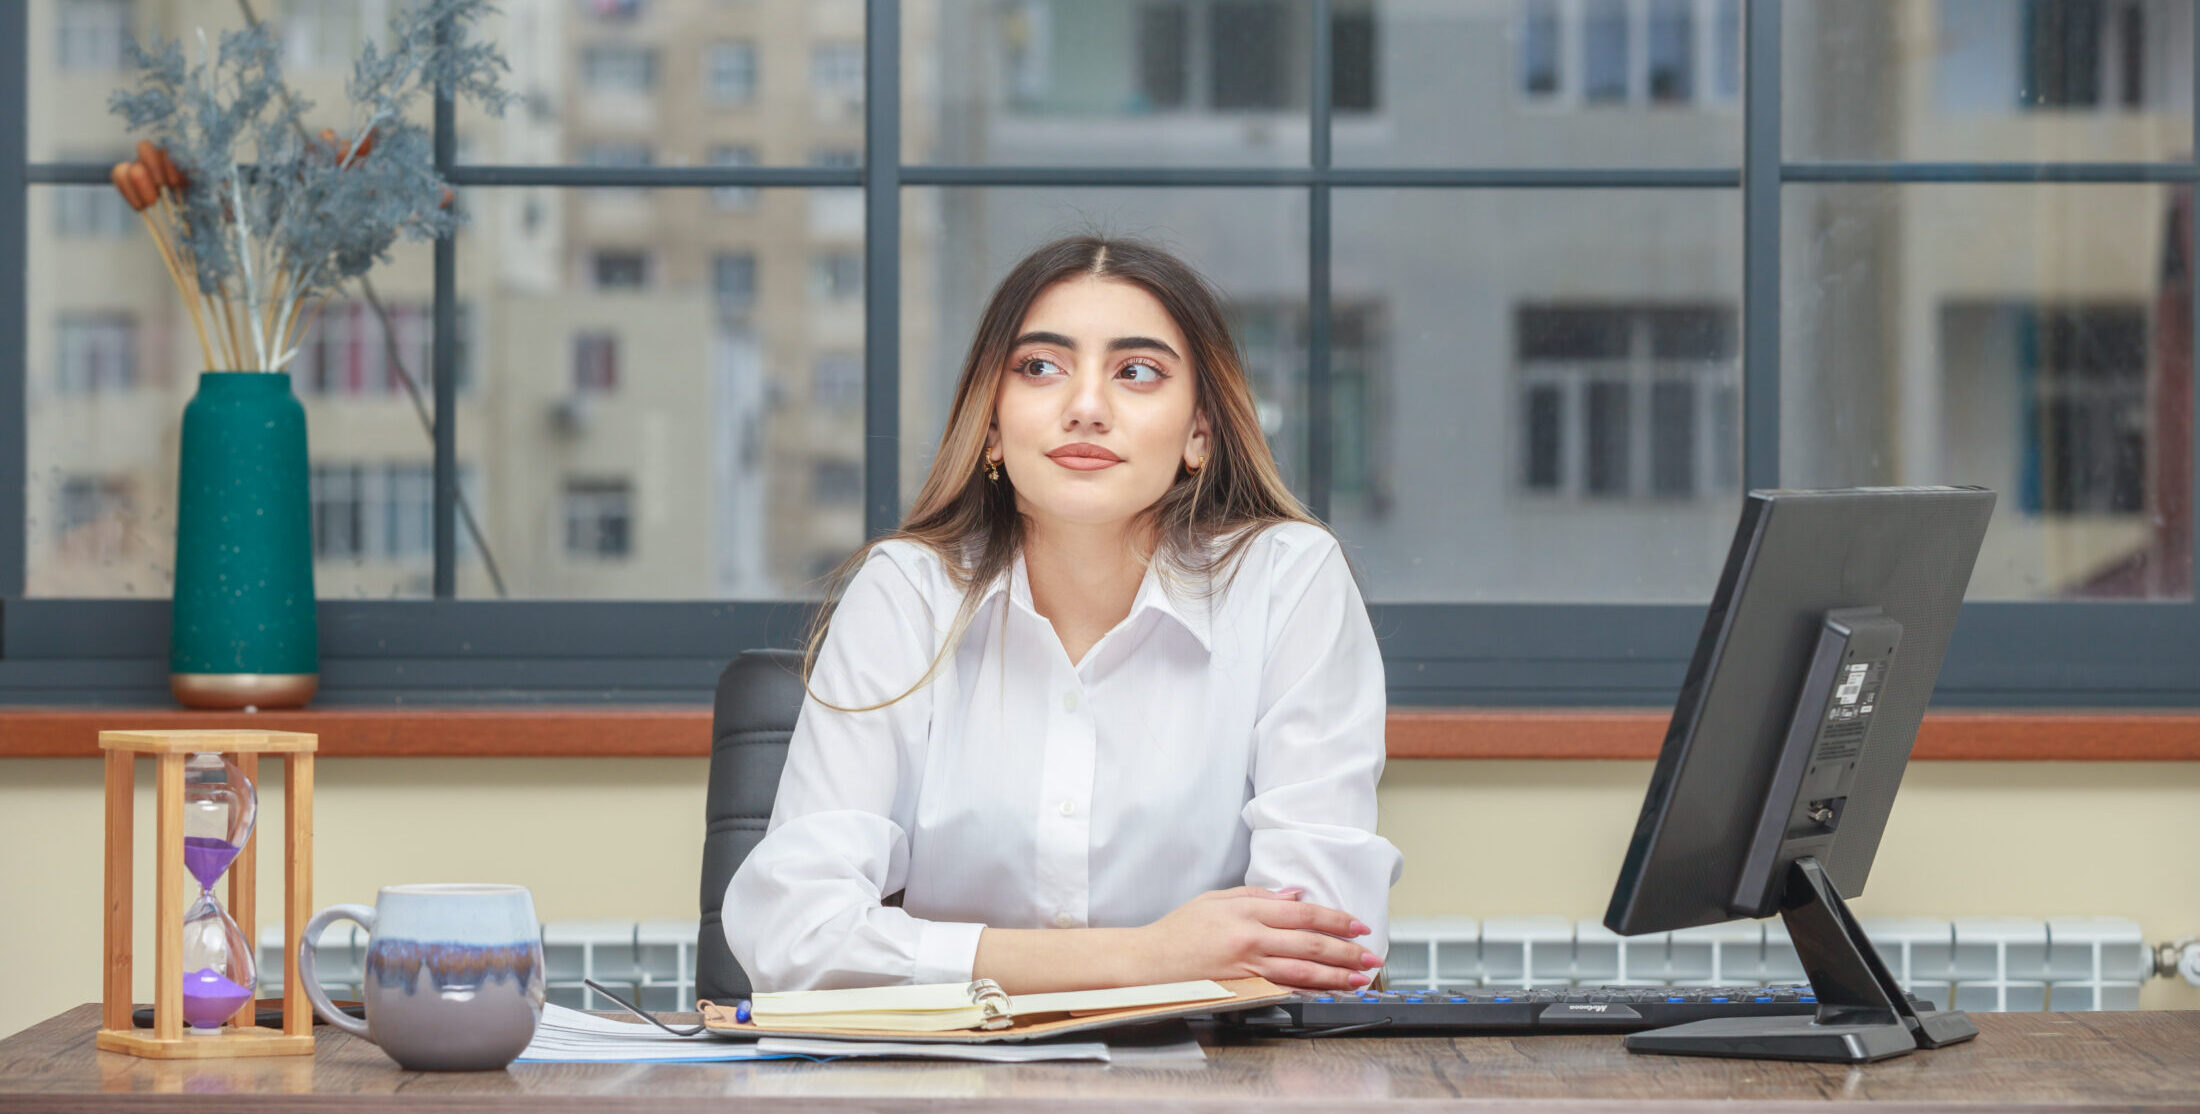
{"left": 300, "top": 884, "right": 545, "bottom": 1071}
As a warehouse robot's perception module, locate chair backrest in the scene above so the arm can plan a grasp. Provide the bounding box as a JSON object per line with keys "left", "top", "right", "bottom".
{"left": 696, "top": 647, "right": 805, "bottom": 1003}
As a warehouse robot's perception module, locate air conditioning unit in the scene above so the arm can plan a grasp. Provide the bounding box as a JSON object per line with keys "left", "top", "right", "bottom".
{"left": 549, "top": 394, "right": 591, "bottom": 436}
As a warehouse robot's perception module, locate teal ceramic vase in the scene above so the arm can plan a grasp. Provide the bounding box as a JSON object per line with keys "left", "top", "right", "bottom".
{"left": 169, "top": 371, "right": 319, "bottom": 708}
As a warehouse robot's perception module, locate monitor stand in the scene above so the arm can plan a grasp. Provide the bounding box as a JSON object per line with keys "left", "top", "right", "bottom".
{"left": 1625, "top": 857, "right": 1979, "bottom": 1063}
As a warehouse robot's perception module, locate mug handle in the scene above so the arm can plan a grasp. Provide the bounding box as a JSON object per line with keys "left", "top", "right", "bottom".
{"left": 299, "top": 904, "right": 376, "bottom": 1039}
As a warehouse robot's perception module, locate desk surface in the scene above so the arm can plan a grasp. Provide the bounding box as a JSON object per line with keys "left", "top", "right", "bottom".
{"left": 5, "top": 1005, "right": 2199, "bottom": 1113}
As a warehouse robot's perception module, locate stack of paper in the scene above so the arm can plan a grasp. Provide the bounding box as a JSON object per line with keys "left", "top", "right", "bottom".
{"left": 515, "top": 1004, "right": 1133, "bottom": 1064}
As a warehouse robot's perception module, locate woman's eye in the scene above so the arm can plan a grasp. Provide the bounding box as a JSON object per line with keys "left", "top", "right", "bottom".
{"left": 1118, "top": 361, "right": 1166, "bottom": 384}
{"left": 1016, "top": 356, "right": 1065, "bottom": 379}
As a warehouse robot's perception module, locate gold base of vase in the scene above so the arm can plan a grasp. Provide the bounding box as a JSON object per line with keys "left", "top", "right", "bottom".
{"left": 170, "top": 673, "right": 319, "bottom": 710}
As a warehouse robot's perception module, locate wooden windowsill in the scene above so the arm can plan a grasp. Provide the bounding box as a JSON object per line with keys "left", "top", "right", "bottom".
{"left": 1, "top": 706, "right": 2196, "bottom": 760}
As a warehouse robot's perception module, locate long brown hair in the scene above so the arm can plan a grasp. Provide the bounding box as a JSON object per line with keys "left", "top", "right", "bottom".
{"left": 802, "top": 235, "right": 1320, "bottom": 710}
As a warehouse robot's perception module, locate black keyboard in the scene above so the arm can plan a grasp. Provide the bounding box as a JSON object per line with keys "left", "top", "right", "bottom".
{"left": 1230, "top": 986, "right": 1938, "bottom": 1034}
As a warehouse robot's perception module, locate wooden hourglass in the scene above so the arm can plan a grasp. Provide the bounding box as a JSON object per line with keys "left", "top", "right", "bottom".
{"left": 97, "top": 729, "right": 316, "bottom": 1059}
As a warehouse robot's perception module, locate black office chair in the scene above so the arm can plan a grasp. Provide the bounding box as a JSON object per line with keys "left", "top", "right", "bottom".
{"left": 696, "top": 648, "right": 805, "bottom": 1004}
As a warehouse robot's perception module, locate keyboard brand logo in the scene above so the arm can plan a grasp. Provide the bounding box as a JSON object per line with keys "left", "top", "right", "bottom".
{"left": 1563, "top": 1004, "right": 1609, "bottom": 1012}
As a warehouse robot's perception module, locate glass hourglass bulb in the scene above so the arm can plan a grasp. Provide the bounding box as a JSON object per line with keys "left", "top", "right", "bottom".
{"left": 179, "top": 753, "right": 259, "bottom": 1030}
{"left": 181, "top": 893, "right": 257, "bottom": 1029}
{"left": 183, "top": 753, "right": 256, "bottom": 891}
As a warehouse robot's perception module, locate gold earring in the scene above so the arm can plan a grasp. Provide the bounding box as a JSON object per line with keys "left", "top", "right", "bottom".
{"left": 1187, "top": 453, "right": 1207, "bottom": 476}
{"left": 985, "top": 454, "right": 1000, "bottom": 482}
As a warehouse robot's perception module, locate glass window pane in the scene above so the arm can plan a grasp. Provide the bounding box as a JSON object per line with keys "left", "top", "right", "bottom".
{"left": 1336, "top": 191, "right": 1744, "bottom": 603}
{"left": 466, "top": 0, "right": 862, "bottom": 166}
{"left": 30, "top": 0, "right": 451, "bottom": 162}
{"left": 1345, "top": 0, "right": 1739, "bottom": 169}
{"left": 24, "top": 184, "right": 439, "bottom": 598}
{"left": 1786, "top": 0, "right": 2193, "bottom": 161}
{"left": 1783, "top": 183, "right": 2191, "bottom": 600}
{"left": 904, "top": 0, "right": 1314, "bottom": 166}
{"left": 457, "top": 187, "right": 863, "bottom": 599}
{"left": 899, "top": 189, "right": 1310, "bottom": 512}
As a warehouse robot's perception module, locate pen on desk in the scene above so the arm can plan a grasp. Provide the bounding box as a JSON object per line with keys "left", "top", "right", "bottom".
{"left": 736, "top": 1000, "right": 751, "bottom": 1024}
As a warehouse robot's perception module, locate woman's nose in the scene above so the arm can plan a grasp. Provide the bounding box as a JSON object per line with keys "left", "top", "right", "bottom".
{"left": 1062, "top": 364, "right": 1111, "bottom": 429}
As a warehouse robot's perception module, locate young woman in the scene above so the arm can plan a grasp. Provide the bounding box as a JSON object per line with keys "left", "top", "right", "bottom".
{"left": 726, "top": 236, "right": 1401, "bottom": 995}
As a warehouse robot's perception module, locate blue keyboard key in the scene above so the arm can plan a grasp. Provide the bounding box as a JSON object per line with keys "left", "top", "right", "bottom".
{"left": 1404, "top": 997, "right": 1425, "bottom": 1003}
{"left": 1800, "top": 996, "right": 1817, "bottom": 1003}
{"left": 1710, "top": 996, "right": 1730, "bottom": 1003}
{"left": 1667, "top": 996, "right": 1685, "bottom": 1003}
{"left": 1360, "top": 996, "right": 1380, "bottom": 1003}
{"left": 1314, "top": 996, "right": 1335, "bottom": 1003}
{"left": 1755, "top": 996, "right": 1773, "bottom": 1003}
{"left": 1493, "top": 996, "right": 1512, "bottom": 1003}
{"left": 1447, "top": 996, "right": 1469, "bottom": 1002}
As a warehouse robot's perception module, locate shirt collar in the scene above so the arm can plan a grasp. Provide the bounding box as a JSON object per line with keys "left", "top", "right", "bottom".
{"left": 974, "top": 548, "right": 1214, "bottom": 652}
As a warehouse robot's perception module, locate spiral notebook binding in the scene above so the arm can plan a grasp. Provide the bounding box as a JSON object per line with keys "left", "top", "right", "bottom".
{"left": 968, "top": 978, "right": 1013, "bottom": 1030}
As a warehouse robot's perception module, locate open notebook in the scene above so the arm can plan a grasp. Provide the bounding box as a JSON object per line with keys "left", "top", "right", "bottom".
{"left": 700, "top": 976, "right": 1291, "bottom": 1043}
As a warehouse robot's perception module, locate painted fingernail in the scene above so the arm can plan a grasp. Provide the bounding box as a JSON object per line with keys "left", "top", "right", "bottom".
{"left": 1361, "top": 953, "right": 1383, "bottom": 969}
{"left": 1277, "top": 888, "right": 1305, "bottom": 899}
{"left": 1348, "top": 971, "right": 1373, "bottom": 987}
{"left": 1349, "top": 920, "right": 1371, "bottom": 936}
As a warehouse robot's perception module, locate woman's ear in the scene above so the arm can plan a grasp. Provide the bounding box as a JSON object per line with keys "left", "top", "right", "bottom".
{"left": 1184, "top": 410, "right": 1212, "bottom": 471}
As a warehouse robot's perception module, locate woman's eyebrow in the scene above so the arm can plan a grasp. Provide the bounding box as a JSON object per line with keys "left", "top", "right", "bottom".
{"left": 1011, "top": 332, "right": 1182, "bottom": 360}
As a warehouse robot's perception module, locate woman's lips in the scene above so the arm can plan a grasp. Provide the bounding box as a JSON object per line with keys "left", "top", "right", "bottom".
{"left": 1047, "top": 443, "right": 1123, "bottom": 471}
{"left": 1051, "top": 455, "right": 1120, "bottom": 471}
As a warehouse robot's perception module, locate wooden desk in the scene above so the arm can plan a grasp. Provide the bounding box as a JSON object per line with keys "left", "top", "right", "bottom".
{"left": 5, "top": 1006, "right": 2199, "bottom": 1112}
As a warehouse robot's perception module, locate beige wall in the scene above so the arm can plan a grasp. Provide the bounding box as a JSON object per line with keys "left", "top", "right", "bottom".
{"left": 3, "top": 756, "right": 2195, "bottom": 1039}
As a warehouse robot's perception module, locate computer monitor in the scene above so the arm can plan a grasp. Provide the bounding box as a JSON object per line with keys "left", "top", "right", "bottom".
{"left": 1603, "top": 486, "right": 1996, "bottom": 1063}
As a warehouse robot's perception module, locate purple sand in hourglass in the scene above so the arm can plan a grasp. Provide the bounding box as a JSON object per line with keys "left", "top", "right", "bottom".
{"left": 182, "top": 836, "right": 240, "bottom": 889}
{"left": 182, "top": 967, "right": 252, "bottom": 1029}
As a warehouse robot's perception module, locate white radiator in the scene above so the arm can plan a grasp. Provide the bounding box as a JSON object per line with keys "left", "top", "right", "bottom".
{"left": 261, "top": 914, "right": 2155, "bottom": 1013}
{"left": 1383, "top": 915, "right": 2152, "bottom": 1011}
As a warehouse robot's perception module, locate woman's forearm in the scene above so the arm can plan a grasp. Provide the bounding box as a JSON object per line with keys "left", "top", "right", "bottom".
{"left": 971, "top": 926, "right": 1155, "bottom": 993}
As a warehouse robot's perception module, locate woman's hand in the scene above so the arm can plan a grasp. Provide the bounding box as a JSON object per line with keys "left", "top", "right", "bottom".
{"left": 1134, "top": 886, "right": 1379, "bottom": 991}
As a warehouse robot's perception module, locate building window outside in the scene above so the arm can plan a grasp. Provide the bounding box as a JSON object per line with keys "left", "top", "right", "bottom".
{"left": 710, "top": 145, "right": 760, "bottom": 210}
{"left": 812, "top": 459, "right": 864, "bottom": 505}
{"left": 310, "top": 463, "right": 437, "bottom": 561}
{"left": 714, "top": 252, "right": 759, "bottom": 318}
{"left": 2018, "top": 304, "right": 2149, "bottom": 515}
{"left": 1227, "top": 302, "right": 1385, "bottom": 503}
{"left": 57, "top": 0, "right": 133, "bottom": 71}
{"left": 563, "top": 479, "right": 633, "bottom": 558}
{"left": 57, "top": 474, "right": 133, "bottom": 562}
{"left": 297, "top": 302, "right": 438, "bottom": 398}
{"left": 812, "top": 251, "right": 862, "bottom": 302}
{"left": 591, "top": 250, "right": 651, "bottom": 290}
{"left": 581, "top": 44, "right": 658, "bottom": 94}
{"left": 1520, "top": 0, "right": 1739, "bottom": 106}
{"left": 812, "top": 41, "right": 865, "bottom": 118}
{"left": 813, "top": 353, "right": 864, "bottom": 412}
{"left": 55, "top": 311, "right": 137, "bottom": 395}
{"left": 708, "top": 41, "right": 758, "bottom": 105}
{"left": 582, "top": 0, "right": 646, "bottom": 22}
{"left": 1515, "top": 304, "right": 1738, "bottom": 501}
{"left": 573, "top": 332, "right": 620, "bottom": 393}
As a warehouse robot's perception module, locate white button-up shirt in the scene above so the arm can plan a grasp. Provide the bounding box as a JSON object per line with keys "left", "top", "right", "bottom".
{"left": 725, "top": 521, "right": 1403, "bottom": 992}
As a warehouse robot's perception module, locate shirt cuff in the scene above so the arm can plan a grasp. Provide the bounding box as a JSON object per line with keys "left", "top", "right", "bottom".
{"left": 913, "top": 918, "right": 988, "bottom": 985}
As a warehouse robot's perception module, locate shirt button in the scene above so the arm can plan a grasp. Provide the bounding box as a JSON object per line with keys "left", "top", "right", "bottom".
{"left": 1053, "top": 912, "right": 1076, "bottom": 928}
{"left": 1063, "top": 691, "right": 1079, "bottom": 712}
{"left": 1058, "top": 799, "right": 1075, "bottom": 817}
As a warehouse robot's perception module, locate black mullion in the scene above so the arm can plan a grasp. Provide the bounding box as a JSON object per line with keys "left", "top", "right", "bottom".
{"left": 0, "top": 0, "right": 23, "bottom": 601}
{"left": 2190, "top": 4, "right": 2199, "bottom": 606}
{"left": 1740, "top": 0, "right": 1780, "bottom": 491}
{"left": 442, "top": 166, "right": 859, "bottom": 188}
{"left": 432, "top": 17, "right": 458, "bottom": 598}
{"left": 1307, "top": 0, "right": 1333, "bottom": 519}
{"left": 1783, "top": 162, "right": 2200, "bottom": 183}
{"left": 863, "top": 0, "right": 901, "bottom": 539}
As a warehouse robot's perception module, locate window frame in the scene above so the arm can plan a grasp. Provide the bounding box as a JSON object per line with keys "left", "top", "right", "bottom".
{"left": 3, "top": 0, "right": 2198, "bottom": 709}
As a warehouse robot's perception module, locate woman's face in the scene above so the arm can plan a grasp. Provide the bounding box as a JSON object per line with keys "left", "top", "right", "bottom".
{"left": 989, "top": 275, "right": 1210, "bottom": 530}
